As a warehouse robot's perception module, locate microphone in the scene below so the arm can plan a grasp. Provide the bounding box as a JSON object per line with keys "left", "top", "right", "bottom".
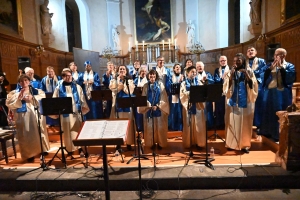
{"left": 28, "top": 85, "right": 33, "bottom": 95}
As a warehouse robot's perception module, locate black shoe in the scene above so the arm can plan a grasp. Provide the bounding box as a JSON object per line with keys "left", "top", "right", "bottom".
{"left": 78, "top": 148, "right": 83, "bottom": 154}
{"left": 42, "top": 152, "right": 49, "bottom": 156}
{"left": 196, "top": 145, "right": 203, "bottom": 150}
{"left": 68, "top": 152, "right": 73, "bottom": 156}
{"left": 27, "top": 157, "right": 35, "bottom": 162}
{"left": 242, "top": 148, "right": 249, "bottom": 154}
{"left": 150, "top": 144, "right": 156, "bottom": 150}
{"left": 116, "top": 145, "right": 121, "bottom": 151}
{"left": 157, "top": 144, "right": 162, "bottom": 150}
{"left": 127, "top": 145, "right": 132, "bottom": 151}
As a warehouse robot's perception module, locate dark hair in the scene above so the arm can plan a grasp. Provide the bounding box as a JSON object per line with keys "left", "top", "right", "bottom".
{"left": 18, "top": 74, "right": 31, "bottom": 83}
{"left": 185, "top": 59, "right": 193, "bottom": 66}
{"left": 186, "top": 66, "right": 196, "bottom": 73}
{"left": 147, "top": 69, "right": 159, "bottom": 81}
{"left": 235, "top": 53, "right": 246, "bottom": 67}
{"left": 117, "top": 65, "right": 132, "bottom": 79}
{"left": 173, "top": 63, "right": 181, "bottom": 70}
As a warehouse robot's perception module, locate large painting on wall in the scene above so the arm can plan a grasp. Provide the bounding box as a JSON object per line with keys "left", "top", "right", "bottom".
{"left": 135, "top": 0, "right": 171, "bottom": 44}
{"left": 0, "top": 0, "right": 23, "bottom": 38}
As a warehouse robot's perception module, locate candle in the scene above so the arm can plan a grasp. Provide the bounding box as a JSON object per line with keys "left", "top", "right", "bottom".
{"left": 142, "top": 41, "right": 145, "bottom": 51}
{"left": 135, "top": 41, "right": 138, "bottom": 51}
{"left": 175, "top": 39, "right": 177, "bottom": 48}
{"left": 162, "top": 40, "right": 164, "bottom": 50}
{"left": 168, "top": 39, "right": 170, "bottom": 50}
{"left": 128, "top": 41, "right": 131, "bottom": 51}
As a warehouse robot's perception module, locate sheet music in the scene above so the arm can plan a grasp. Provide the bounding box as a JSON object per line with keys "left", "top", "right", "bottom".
{"left": 77, "top": 120, "right": 128, "bottom": 140}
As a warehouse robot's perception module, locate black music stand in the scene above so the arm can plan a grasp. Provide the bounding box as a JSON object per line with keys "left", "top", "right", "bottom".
{"left": 40, "top": 97, "right": 73, "bottom": 168}
{"left": 207, "top": 85, "right": 225, "bottom": 142}
{"left": 45, "top": 92, "right": 53, "bottom": 98}
{"left": 116, "top": 96, "right": 149, "bottom": 162}
{"left": 133, "top": 87, "right": 143, "bottom": 97}
{"left": 91, "top": 90, "right": 112, "bottom": 101}
{"left": 187, "top": 85, "right": 223, "bottom": 170}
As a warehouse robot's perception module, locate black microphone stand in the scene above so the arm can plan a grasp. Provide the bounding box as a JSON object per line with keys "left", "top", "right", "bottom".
{"left": 124, "top": 76, "right": 144, "bottom": 200}
{"left": 29, "top": 86, "right": 48, "bottom": 170}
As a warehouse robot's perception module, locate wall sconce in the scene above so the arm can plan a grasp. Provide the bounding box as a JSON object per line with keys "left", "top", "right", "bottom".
{"left": 30, "top": 45, "right": 45, "bottom": 57}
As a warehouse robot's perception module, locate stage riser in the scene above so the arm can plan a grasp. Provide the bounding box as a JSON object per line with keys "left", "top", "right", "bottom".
{"left": 0, "top": 169, "right": 299, "bottom": 191}
{"left": 0, "top": 177, "right": 300, "bottom": 191}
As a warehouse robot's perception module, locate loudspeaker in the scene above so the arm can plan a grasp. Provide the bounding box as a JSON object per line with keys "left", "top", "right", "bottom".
{"left": 266, "top": 43, "right": 280, "bottom": 62}
{"left": 18, "top": 57, "right": 30, "bottom": 71}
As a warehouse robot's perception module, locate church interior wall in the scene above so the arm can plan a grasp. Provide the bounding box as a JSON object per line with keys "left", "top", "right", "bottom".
{"left": 0, "top": 0, "right": 299, "bottom": 86}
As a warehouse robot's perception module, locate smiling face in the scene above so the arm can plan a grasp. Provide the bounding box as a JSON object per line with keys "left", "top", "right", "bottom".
{"left": 85, "top": 64, "right": 92, "bottom": 72}
{"left": 187, "top": 68, "right": 197, "bottom": 79}
{"left": 62, "top": 71, "right": 73, "bottom": 83}
{"left": 19, "top": 76, "right": 31, "bottom": 89}
{"left": 219, "top": 56, "right": 227, "bottom": 66}
{"left": 196, "top": 62, "right": 204, "bottom": 73}
{"left": 185, "top": 60, "right": 193, "bottom": 68}
{"left": 157, "top": 57, "right": 165, "bottom": 68}
{"left": 173, "top": 64, "right": 181, "bottom": 74}
{"left": 118, "top": 65, "right": 127, "bottom": 77}
{"left": 139, "top": 68, "right": 146, "bottom": 78}
{"left": 149, "top": 73, "right": 156, "bottom": 83}
{"left": 25, "top": 70, "right": 34, "bottom": 80}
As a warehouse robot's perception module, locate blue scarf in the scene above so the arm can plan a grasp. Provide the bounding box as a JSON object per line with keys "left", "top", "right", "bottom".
{"left": 58, "top": 82, "right": 81, "bottom": 117}
{"left": 16, "top": 87, "right": 38, "bottom": 113}
{"left": 185, "top": 78, "right": 198, "bottom": 114}
{"left": 228, "top": 72, "right": 248, "bottom": 108}
{"left": 147, "top": 81, "right": 162, "bottom": 118}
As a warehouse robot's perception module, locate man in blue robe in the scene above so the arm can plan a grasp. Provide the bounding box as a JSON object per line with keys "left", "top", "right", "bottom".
{"left": 260, "top": 48, "right": 296, "bottom": 142}
{"left": 246, "top": 46, "right": 266, "bottom": 131}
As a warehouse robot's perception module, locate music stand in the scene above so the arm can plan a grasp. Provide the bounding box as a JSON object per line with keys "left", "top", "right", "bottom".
{"left": 40, "top": 97, "right": 73, "bottom": 168}
{"left": 188, "top": 84, "right": 223, "bottom": 170}
{"left": 207, "top": 85, "right": 225, "bottom": 142}
{"left": 133, "top": 87, "right": 143, "bottom": 97}
{"left": 91, "top": 90, "right": 112, "bottom": 101}
{"left": 116, "top": 96, "right": 149, "bottom": 163}
{"left": 45, "top": 92, "right": 53, "bottom": 98}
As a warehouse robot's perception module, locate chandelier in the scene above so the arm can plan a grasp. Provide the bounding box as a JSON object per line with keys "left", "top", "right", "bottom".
{"left": 101, "top": 46, "right": 118, "bottom": 61}
{"left": 188, "top": 41, "right": 205, "bottom": 54}
{"left": 34, "top": 45, "right": 45, "bottom": 57}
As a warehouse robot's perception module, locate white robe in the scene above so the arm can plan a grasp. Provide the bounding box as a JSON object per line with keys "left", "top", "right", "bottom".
{"left": 179, "top": 82, "right": 206, "bottom": 148}
{"left": 138, "top": 82, "right": 169, "bottom": 147}
{"left": 223, "top": 70, "right": 258, "bottom": 150}
{"left": 52, "top": 84, "right": 89, "bottom": 152}
{"left": 6, "top": 89, "right": 50, "bottom": 160}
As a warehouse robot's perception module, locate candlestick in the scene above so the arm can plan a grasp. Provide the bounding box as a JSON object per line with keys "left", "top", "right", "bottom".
{"left": 162, "top": 40, "right": 164, "bottom": 50}
{"left": 168, "top": 39, "right": 170, "bottom": 50}
{"left": 135, "top": 41, "right": 138, "bottom": 52}
{"left": 142, "top": 41, "right": 145, "bottom": 51}
{"left": 128, "top": 41, "right": 131, "bottom": 52}
{"left": 175, "top": 39, "right": 177, "bottom": 48}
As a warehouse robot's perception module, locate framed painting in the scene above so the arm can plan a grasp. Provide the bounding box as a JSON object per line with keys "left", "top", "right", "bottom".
{"left": 134, "top": 0, "right": 171, "bottom": 44}
{"left": 281, "top": 0, "right": 300, "bottom": 25}
{"left": 0, "top": 0, "right": 23, "bottom": 38}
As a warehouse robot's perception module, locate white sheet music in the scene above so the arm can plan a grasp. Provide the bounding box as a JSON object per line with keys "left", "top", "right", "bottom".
{"left": 77, "top": 120, "right": 128, "bottom": 140}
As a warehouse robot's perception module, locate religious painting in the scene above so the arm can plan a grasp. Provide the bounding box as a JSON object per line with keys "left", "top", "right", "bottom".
{"left": 0, "top": 0, "right": 23, "bottom": 38}
{"left": 135, "top": 0, "right": 171, "bottom": 44}
{"left": 281, "top": 0, "right": 300, "bottom": 25}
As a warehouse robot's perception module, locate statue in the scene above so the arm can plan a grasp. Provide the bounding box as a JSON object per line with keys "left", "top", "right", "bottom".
{"left": 186, "top": 20, "right": 195, "bottom": 47}
{"left": 249, "top": 0, "right": 261, "bottom": 24}
{"left": 112, "top": 24, "right": 120, "bottom": 49}
{"left": 40, "top": 0, "right": 53, "bottom": 35}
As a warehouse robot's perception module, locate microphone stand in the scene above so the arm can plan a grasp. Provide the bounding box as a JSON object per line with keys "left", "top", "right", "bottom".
{"left": 124, "top": 76, "right": 144, "bottom": 200}
{"left": 29, "top": 86, "right": 49, "bottom": 170}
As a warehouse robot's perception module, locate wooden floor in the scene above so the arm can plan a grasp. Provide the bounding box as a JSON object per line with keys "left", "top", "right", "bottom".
{"left": 0, "top": 130, "right": 278, "bottom": 169}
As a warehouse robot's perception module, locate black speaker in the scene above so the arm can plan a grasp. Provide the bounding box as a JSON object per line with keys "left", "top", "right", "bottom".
{"left": 266, "top": 43, "right": 280, "bottom": 62}
{"left": 18, "top": 57, "right": 31, "bottom": 71}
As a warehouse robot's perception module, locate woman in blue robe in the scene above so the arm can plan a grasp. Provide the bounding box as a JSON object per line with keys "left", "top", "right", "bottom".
{"left": 168, "top": 63, "right": 184, "bottom": 131}
{"left": 69, "top": 62, "right": 84, "bottom": 87}
{"left": 109, "top": 65, "right": 135, "bottom": 150}
{"left": 102, "top": 61, "right": 115, "bottom": 118}
{"left": 133, "top": 67, "right": 148, "bottom": 132}
{"left": 260, "top": 48, "right": 296, "bottom": 142}
{"left": 196, "top": 61, "right": 215, "bottom": 129}
{"left": 82, "top": 61, "right": 103, "bottom": 120}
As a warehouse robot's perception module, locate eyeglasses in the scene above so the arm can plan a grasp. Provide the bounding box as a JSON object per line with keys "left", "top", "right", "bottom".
{"left": 158, "top": 60, "right": 164, "bottom": 62}
{"left": 64, "top": 75, "right": 72, "bottom": 78}
{"left": 220, "top": 60, "right": 227, "bottom": 62}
